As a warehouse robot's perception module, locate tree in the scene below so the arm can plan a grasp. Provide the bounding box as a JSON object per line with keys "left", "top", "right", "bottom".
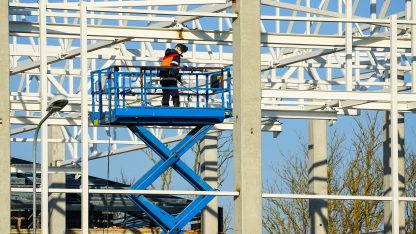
{"left": 191, "top": 131, "right": 233, "bottom": 188}
{"left": 263, "top": 112, "right": 387, "bottom": 234}
{"left": 263, "top": 135, "right": 310, "bottom": 234}
{"left": 143, "top": 147, "right": 173, "bottom": 190}
{"left": 405, "top": 151, "right": 416, "bottom": 232}
{"left": 338, "top": 113, "right": 384, "bottom": 233}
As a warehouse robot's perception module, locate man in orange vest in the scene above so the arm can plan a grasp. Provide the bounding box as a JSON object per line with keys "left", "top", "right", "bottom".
{"left": 159, "top": 43, "right": 188, "bottom": 107}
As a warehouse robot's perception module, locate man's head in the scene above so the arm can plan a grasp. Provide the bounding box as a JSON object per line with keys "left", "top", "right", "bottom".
{"left": 175, "top": 43, "right": 188, "bottom": 54}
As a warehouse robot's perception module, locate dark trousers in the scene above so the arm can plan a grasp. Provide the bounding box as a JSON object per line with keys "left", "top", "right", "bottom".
{"left": 161, "top": 82, "right": 180, "bottom": 107}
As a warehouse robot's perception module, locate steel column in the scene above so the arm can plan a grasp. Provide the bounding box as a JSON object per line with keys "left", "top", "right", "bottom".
{"left": 346, "top": 0, "right": 353, "bottom": 91}
{"left": 389, "top": 15, "right": 400, "bottom": 234}
{"left": 39, "top": 0, "right": 49, "bottom": 232}
{"left": 80, "top": 2, "right": 90, "bottom": 233}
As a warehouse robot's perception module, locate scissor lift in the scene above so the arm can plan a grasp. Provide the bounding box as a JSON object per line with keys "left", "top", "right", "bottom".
{"left": 90, "top": 66, "right": 232, "bottom": 233}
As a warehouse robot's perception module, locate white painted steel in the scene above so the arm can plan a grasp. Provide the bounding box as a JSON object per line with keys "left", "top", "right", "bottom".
{"left": 10, "top": 187, "right": 416, "bottom": 202}
{"left": 89, "top": 0, "right": 227, "bottom": 8}
{"left": 80, "top": 2, "right": 89, "bottom": 233}
{"left": 88, "top": 7, "right": 237, "bottom": 18}
{"left": 390, "top": 15, "right": 400, "bottom": 234}
{"left": 263, "top": 193, "right": 393, "bottom": 201}
{"left": 11, "top": 165, "right": 81, "bottom": 174}
{"left": 39, "top": 0, "right": 49, "bottom": 232}
{"left": 345, "top": 0, "right": 353, "bottom": 91}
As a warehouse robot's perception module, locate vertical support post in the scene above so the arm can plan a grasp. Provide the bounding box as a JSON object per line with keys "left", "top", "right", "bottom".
{"left": 370, "top": 0, "right": 376, "bottom": 32}
{"left": 219, "top": 16, "right": 224, "bottom": 62}
{"left": 232, "top": 0, "right": 262, "bottom": 233}
{"left": 412, "top": 0, "right": 416, "bottom": 92}
{"left": 337, "top": 0, "right": 342, "bottom": 36}
{"left": 39, "top": 0, "right": 49, "bottom": 232}
{"left": 275, "top": 0, "right": 280, "bottom": 57}
{"left": 308, "top": 120, "right": 328, "bottom": 234}
{"left": 383, "top": 112, "right": 405, "bottom": 234}
{"left": 306, "top": 0, "right": 310, "bottom": 35}
{"left": 389, "top": 15, "right": 400, "bottom": 234}
{"left": 0, "top": 0, "right": 10, "bottom": 232}
{"left": 406, "top": 0, "right": 412, "bottom": 21}
{"left": 80, "top": 2, "right": 90, "bottom": 233}
{"left": 200, "top": 133, "right": 218, "bottom": 233}
{"left": 345, "top": 0, "right": 353, "bottom": 91}
{"left": 48, "top": 126, "right": 66, "bottom": 234}
{"left": 384, "top": 17, "right": 405, "bottom": 231}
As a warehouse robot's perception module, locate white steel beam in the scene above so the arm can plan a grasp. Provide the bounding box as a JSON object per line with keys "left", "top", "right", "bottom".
{"left": 89, "top": 7, "right": 236, "bottom": 18}
{"left": 39, "top": 0, "right": 49, "bottom": 232}
{"left": 10, "top": 39, "right": 131, "bottom": 75}
{"left": 80, "top": 2, "right": 89, "bottom": 233}
{"left": 346, "top": 0, "right": 353, "bottom": 91}
{"left": 261, "top": 0, "right": 341, "bottom": 18}
{"left": 88, "top": 0, "right": 226, "bottom": 8}
{"left": 9, "top": 22, "right": 413, "bottom": 49}
{"left": 390, "top": 15, "right": 400, "bottom": 234}
{"left": 262, "top": 89, "right": 390, "bottom": 101}
{"left": 149, "top": 3, "right": 231, "bottom": 28}
{"left": 8, "top": 186, "right": 416, "bottom": 202}
{"left": 11, "top": 164, "right": 81, "bottom": 174}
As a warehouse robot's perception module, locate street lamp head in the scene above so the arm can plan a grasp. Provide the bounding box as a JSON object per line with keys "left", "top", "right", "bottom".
{"left": 46, "top": 94, "right": 68, "bottom": 113}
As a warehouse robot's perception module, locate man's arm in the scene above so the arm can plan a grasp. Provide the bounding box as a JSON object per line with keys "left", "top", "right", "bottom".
{"left": 170, "top": 55, "right": 181, "bottom": 81}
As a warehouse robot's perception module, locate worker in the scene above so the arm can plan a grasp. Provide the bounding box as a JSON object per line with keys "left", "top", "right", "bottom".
{"left": 159, "top": 43, "right": 188, "bottom": 107}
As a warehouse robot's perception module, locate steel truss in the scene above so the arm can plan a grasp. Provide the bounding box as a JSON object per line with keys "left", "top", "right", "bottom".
{"left": 6, "top": 0, "right": 416, "bottom": 233}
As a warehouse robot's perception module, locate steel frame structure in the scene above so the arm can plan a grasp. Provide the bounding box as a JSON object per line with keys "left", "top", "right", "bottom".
{"left": 5, "top": 0, "right": 416, "bottom": 233}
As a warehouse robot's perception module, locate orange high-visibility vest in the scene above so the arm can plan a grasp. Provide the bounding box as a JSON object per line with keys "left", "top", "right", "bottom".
{"left": 161, "top": 54, "right": 180, "bottom": 66}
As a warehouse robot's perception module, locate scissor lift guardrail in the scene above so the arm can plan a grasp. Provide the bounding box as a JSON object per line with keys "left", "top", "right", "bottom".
{"left": 90, "top": 65, "right": 232, "bottom": 234}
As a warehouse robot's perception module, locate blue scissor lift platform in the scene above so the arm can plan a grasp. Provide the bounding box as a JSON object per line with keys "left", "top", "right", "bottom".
{"left": 90, "top": 66, "right": 232, "bottom": 234}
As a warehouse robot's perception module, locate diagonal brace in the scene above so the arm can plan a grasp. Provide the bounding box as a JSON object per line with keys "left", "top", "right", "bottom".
{"left": 126, "top": 124, "right": 216, "bottom": 233}
{"left": 128, "top": 125, "right": 214, "bottom": 191}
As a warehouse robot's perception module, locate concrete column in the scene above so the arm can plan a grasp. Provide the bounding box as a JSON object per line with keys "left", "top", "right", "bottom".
{"left": 412, "top": 0, "right": 416, "bottom": 92}
{"left": 383, "top": 112, "right": 405, "bottom": 234}
{"left": 0, "top": 0, "right": 10, "bottom": 232}
{"left": 308, "top": 120, "right": 328, "bottom": 234}
{"left": 232, "top": 0, "right": 262, "bottom": 233}
{"left": 200, "top": 133, "right": 218, "bottom": 233}
{"left": 48, "top": 126, "right": 66, "bottom": 234}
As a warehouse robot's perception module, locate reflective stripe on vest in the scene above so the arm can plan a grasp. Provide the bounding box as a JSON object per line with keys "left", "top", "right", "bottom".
{"left": 161, "top": 54, "right": 180, "bottom": 66}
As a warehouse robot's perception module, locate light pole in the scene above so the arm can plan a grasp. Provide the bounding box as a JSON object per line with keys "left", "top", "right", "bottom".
{"left": 32, "top": 94, "right": 68, "bottom": 234}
